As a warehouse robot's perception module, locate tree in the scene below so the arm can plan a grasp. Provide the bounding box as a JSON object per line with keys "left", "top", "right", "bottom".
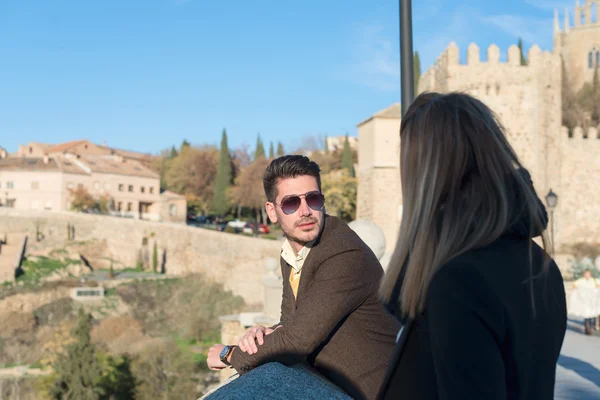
{"left": 321, "top": 170, "right": 357, "bottom": 222}
{"left": 180, "top": 139, "right": 191, "bottom": 151}
{"left": 276, "top": 142, "right": 285, "bottom": 157}
{"left": 69, "top": 187, "right": 112, "bottom": 214}
{"left": 518, "top": 38, "right": 527, "bottom": 66}
{"left": 50, "top": 308, "right": 103, "bottom": 399}
{"left": 152, "top": 241, "right": 158, "bottom": 273}
{"left": 324, "top": 136, "right": 329, "bottom": 153}
{"left": 212, "top": 130, "right": 233, "bottom": 216}
{"left": 164, "top": 145, "right": 219, "bottom": 214}
{"left": 413, "top": 51, "right": 421, "bottom": 92}
{"left": 169, "top": 146, "right": 178, "bottom": 159}
{"left": 340, "top": 135, "right": 355, "bottom": 177}
{"left": 269, "top": 142, "right": 275, "bottom": 159}
{"left": 228, "top": 158, "right": 271, "bottom": 233}
{"left": 255, "top": 135, "right": 266, "bottom": 160}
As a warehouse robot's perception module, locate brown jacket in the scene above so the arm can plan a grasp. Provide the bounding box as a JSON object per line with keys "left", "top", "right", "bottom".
{"left": 230, "top": 215, "right": 401, "bottom": 399}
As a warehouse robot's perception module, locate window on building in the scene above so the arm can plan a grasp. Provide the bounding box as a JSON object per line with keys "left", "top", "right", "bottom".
{"left": 31, "top": 181, "right": 39, "bottom": 190}
{"left": 149, "top": 187, "right": 154, "bottom": 194}
{"left": 7, "top": 181, "right": 14, "bottom": 189}
{"left": 44, "top": 201, "right": 52, "bottom": 210}
{"left": 29, "top": 146, "right": 32, "bottom": 154}
{"left": 128, "top": 185, "right": 134, "bottom": 192}
{"left": 77, "top": 183, "right": 83, "bottom": 190}
{"left": 590, "top": 51, "right": 594, "bottom": 69}
{"left": 141, "top": 186, "right": 145, "bottom": 193}
{"left": 104, "top": 182, "right": 110, "bottom": 190}
{"left": 127, "top": 202, "right": 133, "bottom": 211}
{"left": 119, "top": 184, "right": 124, "bottom": 192}
{"left": 6, "top": 199, "right": 15, "bottom": 208}
{"left": 117, "top": 201, "right": 123, "bottom": 211}
{"left": 169, "top": 204, "right": 177, "bottom": 217}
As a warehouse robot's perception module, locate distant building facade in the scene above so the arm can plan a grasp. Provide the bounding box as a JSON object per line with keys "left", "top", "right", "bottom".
{"left": 0, "top": 140, "right": 185, "bottom": 223}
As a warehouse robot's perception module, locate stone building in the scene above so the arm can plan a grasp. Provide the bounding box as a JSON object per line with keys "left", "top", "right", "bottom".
{"left": 554, "top": 1, "right": 600, "bottom": 92}
{"left": 357, "top": 1, "right": 600, "bottom": 266}
{"left": 0, "top": 142, "right": 186, "bottom": 223}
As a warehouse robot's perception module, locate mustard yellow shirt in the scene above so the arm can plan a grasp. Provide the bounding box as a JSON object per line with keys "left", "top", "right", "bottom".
{"left": 280, "top": 239, "right": 314, "bottom": 299}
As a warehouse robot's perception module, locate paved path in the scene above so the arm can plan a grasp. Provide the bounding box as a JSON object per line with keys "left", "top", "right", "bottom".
{"left": 555, "top": 316, "right": 600, "bottom": 399}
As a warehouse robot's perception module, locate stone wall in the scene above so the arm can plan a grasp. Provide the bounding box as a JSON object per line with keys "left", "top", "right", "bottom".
{"left": 557, "top": 127, "right": 600, "bottom": 246}
{"left": 0, "top": 209, "right": 282, "bottom": 306}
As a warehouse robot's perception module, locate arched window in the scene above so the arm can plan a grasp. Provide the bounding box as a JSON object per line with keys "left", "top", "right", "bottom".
{"left": 169, "top": 204, "right": 177, "bottom": 217}
{"left": 592, "top": 2, "right": 598, "bottom": 24}
{"left": 590, "top": 52, "right": 594, "bottom": 68}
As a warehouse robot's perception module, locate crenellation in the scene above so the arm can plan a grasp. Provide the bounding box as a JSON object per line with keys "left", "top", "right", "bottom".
{"left": 508, "top": 44, "right": 520, "bottom": 66}
{"left": 487, "top": 44, "right": 500, "bottom": 64}
{"left": 567, "top": 126, "right": 600, "bottom": 139}
{"left": 467, "top": 43, "right": 480, "bottom": 65}
{"left": 527, "top": 45, "right": 543, "bottom": 67}
{"left": 573, "top": 126, "right": 584, "bottom": 138}
{"left": 447, "top": 42, "right": 460, "bottom": 65}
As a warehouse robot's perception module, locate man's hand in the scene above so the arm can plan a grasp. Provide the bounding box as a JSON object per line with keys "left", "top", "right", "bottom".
{"left": 207, "top": 344, "right": 228, "bottom": 370}
{"left": 237, "top": 325, "right": 281, "bottom": 355}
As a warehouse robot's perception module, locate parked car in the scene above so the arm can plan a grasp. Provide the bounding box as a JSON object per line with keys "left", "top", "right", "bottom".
{"left": 243, "top": 222, "right": 270, "bottom": 234}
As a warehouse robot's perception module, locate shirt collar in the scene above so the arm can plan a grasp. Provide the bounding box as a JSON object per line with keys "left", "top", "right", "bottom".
{"left": 281, "top": 239, "right": 315, "bottom": 273}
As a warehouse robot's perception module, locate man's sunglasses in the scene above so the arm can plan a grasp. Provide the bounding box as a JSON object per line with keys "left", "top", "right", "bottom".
{"left": 275, "top": 191, "right": 325, "bottom": 215}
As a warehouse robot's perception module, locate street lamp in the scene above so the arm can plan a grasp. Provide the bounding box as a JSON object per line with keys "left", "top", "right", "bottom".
{"left": 545, "top": 189, "right": 558, "bottom": 256}
{"left": 399, "top": 0, "right": 414, "bottom": 118}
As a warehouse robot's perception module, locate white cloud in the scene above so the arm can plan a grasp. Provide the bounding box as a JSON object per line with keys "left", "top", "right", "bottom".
{"left": 343, "top": 23, "right": 400, "bottom": 91}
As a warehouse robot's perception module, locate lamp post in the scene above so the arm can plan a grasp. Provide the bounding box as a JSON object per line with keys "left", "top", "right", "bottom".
{"left": 400, "top": 0, "right": 414, "bottom": 118}
{"left": 545, "top": 189, "right": 558, "bottom": 256}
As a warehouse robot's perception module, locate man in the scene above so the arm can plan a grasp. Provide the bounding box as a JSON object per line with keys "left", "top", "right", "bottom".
{"left": 207, "top": 155, "right": 400, "bottom": 399}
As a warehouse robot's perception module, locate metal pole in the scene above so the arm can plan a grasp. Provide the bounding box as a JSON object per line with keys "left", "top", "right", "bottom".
{"left": 400, "top": 0, "right": 414, "bottom": 118}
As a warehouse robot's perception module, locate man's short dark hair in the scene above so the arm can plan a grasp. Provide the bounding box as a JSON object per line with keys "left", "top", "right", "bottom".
{"left": 263, "top": 155, "right": 321, "bottom": 202}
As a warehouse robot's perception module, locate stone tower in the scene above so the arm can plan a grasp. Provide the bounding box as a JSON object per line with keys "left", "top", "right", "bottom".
{"left": 554, "top": 0, "right": 600, "bottom": 92}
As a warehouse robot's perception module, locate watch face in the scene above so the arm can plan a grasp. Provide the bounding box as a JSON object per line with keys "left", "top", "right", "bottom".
{"left": 219, "top": 346, "right": 230, "bottom": 359}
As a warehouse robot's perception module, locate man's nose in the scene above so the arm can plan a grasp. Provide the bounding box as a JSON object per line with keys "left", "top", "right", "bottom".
{"left": 298, "top": 198, "right": 312, "bottom": 217}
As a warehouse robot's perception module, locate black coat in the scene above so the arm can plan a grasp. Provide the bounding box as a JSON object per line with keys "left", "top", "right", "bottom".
{"left": 378, "top": 184, "right": 567, "bottom": 399}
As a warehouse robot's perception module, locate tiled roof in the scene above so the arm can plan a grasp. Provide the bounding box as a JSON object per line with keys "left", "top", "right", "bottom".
{"left": 0, "top": 157, "right": 86, "bottom": 174}
{"left": 46, "top": 140, "right": 90, "bottom": 154}
{"left": 356, "top": 102, "right": 402, "bottom": 127}
{"left": 79, "top": 157, "right": 159, "bottom": 179}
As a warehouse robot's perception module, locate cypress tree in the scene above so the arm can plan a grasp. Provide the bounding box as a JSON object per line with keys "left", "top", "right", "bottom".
{"left": 414, "top": 52, "right": 421, "bottom": 92}
{"left": 324, "top": 136, "right": 329, "bottom": 153}
{"left": 212, "top": 129, "right": 233, "bottom": 215}
{"left": 340, "top": 135, "right": 355, "bottom": 177}
{"left": 255, "top": 135, "right": 266, "bottom": 160}
{"left": 518, "top": 38, "right": 527, "bottom": 66}
{"left": 269, "top": 142, "right": 275, "bottom": 159}
{"left": 276, "top": 142, "right": 285, "bottom": 157}
{"left": 152, "top": 241, "right": 158, "bottom": 273}
{"left": 50, "top": 309, "right": 103, "bottom": 400}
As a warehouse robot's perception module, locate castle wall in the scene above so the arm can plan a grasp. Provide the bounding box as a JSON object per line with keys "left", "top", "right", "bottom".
{"left": 0, "top": 208, "right": 282, "bottom": 306}
{"left": 557, "top": 127, "right": 600, "bottom": 246}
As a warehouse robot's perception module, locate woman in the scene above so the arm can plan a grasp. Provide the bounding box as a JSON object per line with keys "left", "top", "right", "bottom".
{"left": 569, "top": 268, "right": 600, "bottom": 335}
{"left": 377, "top": 92, "right": 567, "bottom": 399}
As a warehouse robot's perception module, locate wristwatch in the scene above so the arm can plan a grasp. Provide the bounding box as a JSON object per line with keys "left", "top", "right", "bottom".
{"left": 219, "top": 345, "right": 235, "bottom": 366}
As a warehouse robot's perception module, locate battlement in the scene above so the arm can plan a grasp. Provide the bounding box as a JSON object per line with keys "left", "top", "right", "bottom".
{"left": 556, "top": 1, "right": 600, "bottom": 33}
{"left": 562, "top": 125, "right": 600, "bottom": 139}
{"left": 421, "top": 42, "right": 553, "bottom": 81}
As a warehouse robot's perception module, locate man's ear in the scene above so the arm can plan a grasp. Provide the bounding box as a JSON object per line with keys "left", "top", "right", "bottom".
{"left": 266, "top": 202, "right": 278, "bottom": 224}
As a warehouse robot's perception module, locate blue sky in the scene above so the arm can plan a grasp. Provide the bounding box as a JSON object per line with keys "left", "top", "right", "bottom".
{"left": 0, "top": 0, "right": 575, "bottom": 155}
